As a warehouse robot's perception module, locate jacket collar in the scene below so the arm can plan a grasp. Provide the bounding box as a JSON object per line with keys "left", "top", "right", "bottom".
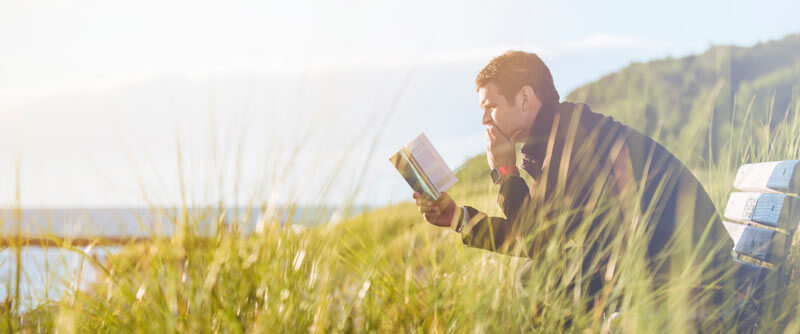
{"left": 520, "top": 101, "right": 562, "bottom": 170}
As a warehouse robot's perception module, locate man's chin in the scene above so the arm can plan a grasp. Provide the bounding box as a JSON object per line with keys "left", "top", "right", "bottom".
{"left": 509, "top": 129, "right": 528, "bottom": 143}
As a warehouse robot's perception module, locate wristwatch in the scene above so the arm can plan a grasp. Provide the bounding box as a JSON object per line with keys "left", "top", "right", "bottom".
{"left": 490, "top": 166, "right": 519, "bottom": 185}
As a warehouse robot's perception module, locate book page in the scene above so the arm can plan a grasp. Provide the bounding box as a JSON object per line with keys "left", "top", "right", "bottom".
{"left": 406, "top": 133, "right": 458, "bottom": 192}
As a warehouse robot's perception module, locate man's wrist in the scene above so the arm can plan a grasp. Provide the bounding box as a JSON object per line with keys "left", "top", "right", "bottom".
{"left": 490, "top": 165, "right": 519, "bottom": 185}
{"left": 498, "top": 165, "right": 519, "bottom": 175}
{"left": 453, "top": 206, "right": 468, "bottom": 233}
{"left": 449, "top": 205, "right": 461, "bottom": 230}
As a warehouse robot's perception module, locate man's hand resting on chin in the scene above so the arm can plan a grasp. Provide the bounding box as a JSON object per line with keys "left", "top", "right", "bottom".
{"left": 486, "top": 125, "right": 519, "bottom": 169}
{"left": 413, "top": 191, "right": 457, "bottom": 228}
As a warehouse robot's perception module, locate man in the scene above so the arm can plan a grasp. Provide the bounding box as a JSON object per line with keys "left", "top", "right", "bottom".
{"left": 413, "top": 51, "right": 759, "bottom": 326}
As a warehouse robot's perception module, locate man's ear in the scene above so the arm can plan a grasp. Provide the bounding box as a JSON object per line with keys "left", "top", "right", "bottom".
{"left": 521, "top": 86, "right": 535, "bottom": 111}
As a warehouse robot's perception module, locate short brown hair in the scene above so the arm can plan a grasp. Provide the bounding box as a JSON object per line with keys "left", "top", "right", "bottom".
{"left": 476, "top": 51, "right": 559, "bottom": 106}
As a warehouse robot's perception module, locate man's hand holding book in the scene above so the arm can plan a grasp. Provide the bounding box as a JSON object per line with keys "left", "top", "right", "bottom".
{"left": 413, "top": 191, "right": 457, "bottom": 228}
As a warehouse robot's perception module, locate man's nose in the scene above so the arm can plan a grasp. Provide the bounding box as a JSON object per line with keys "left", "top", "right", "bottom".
{"left": 481, "top": 109, "right": 492, "bottom": 125}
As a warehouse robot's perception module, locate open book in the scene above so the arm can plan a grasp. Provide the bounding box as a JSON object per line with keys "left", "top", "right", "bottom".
{"left": 389, "top": 133, "right": 458, "bottom": 201}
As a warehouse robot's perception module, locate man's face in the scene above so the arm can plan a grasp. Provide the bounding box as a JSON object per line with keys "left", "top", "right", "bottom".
{"left": 478, "top": 82, "right": 534, "bottom": 143}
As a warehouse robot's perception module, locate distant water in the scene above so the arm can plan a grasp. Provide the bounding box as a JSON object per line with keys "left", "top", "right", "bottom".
{"left": 0, "top": 206, "right": 368, "bottom": 237}
{"left": 0, "top": 206, "right": 370, "bottom": 310}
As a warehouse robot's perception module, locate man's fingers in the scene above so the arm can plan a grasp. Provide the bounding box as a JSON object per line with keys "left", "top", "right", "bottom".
{"left": 488, "top": 125, "right": 510, "bottom": 143}
{"left": 487, "top": 127, "right": 515, "bottom": 157}
{"left": 434, "top": 193, "right": 452, "bottom": 209}
{"left": 487, "top": 126, "right": 497, "bottom": 140}
{"left": 415, "top": 198, "right": 432, "bottom": 207}
{"left": 415, "top": 191, "right": 451, "bottom": 225}
{"left": 487, "top": 127, "right": 506, "bottom": 146}
{"left": 419, "top": 204, "right": 438, "bottom": 213}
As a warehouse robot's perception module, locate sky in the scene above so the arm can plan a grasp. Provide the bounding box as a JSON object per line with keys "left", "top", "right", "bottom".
{"left": 1, "top": 0, "right": 799, "bottom": 208}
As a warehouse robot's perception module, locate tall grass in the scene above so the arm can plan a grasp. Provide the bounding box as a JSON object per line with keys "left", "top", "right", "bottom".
{"left": 4, "top": 91, "right": 800, "bottom": 333}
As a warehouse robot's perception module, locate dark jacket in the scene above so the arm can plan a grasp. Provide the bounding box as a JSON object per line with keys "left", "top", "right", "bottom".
{"left": 459, "top": 101, "right": 742, "bottom": 309}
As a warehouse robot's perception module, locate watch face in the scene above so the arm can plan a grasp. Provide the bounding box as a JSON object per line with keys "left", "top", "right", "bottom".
{"left": 490, "top": 168, "right": 500, "bottom": 184}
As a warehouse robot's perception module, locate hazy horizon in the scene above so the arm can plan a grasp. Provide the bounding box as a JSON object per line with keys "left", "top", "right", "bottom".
{"left": 2, "top": 0, "right": 799, "bottom": 209}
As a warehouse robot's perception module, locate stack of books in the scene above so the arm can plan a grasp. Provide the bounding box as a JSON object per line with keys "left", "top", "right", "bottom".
{"left": 722, "top": 160, "right": 800, "bottom": 270}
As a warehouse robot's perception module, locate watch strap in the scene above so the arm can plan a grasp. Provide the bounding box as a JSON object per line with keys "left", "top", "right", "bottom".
{"left": 491, "top": 165, "right": 520, "bottom": 185}
{"left": 498, "top": 165, "right": 519, "bottom": 176}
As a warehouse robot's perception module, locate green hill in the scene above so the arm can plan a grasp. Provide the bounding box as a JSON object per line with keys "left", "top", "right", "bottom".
{"left": 566, "top": 33, "right": 800, "bottom": 165}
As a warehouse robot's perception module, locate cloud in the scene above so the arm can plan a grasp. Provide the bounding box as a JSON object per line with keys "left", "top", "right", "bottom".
{"left": 360, "top": 33, "right": 665, "bottom": 70}
{"left": 561, "top": 33, "right": 645, "bottom": 50}
{"left": 0, "top": 33, "right": 666, "bottom": 107}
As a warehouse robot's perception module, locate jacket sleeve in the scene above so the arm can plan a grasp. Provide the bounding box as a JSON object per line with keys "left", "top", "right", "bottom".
{"left": 460, "top": 175, "right": 539, "bottom": 258}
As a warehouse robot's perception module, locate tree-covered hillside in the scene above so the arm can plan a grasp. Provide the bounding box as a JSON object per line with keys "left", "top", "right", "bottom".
{"left": 566, "top": 33, "right": 800, "bottom": 165}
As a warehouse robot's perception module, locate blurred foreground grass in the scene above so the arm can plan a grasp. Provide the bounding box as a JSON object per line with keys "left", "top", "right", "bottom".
{"left": 5, "top": 96, "right": 800, "bottom": 333}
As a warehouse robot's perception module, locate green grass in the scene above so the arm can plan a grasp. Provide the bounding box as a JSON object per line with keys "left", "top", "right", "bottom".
{"left": 4, "top": 95, "right": 800, "bottom": 333}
